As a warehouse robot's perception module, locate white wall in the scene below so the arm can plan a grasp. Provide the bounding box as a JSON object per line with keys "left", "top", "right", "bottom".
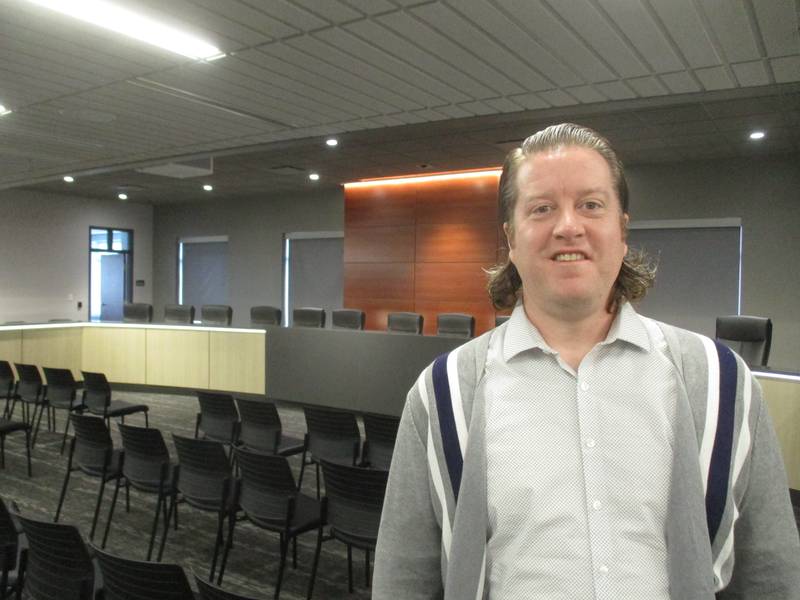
{"left": 0, "top": 189, "right": 153, "bottom": 322}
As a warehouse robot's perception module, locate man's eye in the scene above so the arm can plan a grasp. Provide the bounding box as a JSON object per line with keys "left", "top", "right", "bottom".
{"left": 531, "top": 205, "right": 551, "bottom": 215}
{"left": 583, "top": 200, "right": 602, "bottom": 210}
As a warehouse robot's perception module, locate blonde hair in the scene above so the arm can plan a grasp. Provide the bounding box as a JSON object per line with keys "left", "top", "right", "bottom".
{"left": 486, "top": 123, "right": 656, "bottom": 311}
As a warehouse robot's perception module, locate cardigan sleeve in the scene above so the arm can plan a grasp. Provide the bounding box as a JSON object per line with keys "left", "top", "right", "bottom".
{"left": 373, "top": 385, "right": 444, "bottom": 600}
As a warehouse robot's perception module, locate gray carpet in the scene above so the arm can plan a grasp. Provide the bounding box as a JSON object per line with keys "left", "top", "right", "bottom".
{"left": 0, "top": 391, "right": 373, "bottom": 600}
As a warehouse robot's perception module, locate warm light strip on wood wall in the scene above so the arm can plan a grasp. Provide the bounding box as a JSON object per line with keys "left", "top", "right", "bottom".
{"left": 344, "top": 168, "right": 501, "bottom": 188}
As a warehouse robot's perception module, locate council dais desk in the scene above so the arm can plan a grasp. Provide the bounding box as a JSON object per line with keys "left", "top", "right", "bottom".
{"left": 0, "top": 322, "right": 265, "bottom": 395}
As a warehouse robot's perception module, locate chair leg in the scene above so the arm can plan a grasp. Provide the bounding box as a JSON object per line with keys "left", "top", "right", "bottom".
{"left": 209, "top": 510, "right": 226, "bottom": 581}
{"left": 306, "top": 527, "right": 324, "bottom": 600}
{"left": 55, "top": 468, "right": 72, "bottom": 522}
{"left": 217, "top": 512, "right": 237, "bottom": 585}
{"left": 147, "top": 485, "right": 165, "bottom": 561}
{"left": 90, "top": 475, "right": 109, "bottom": 541}
{"left": 101, "top": 477, "right": 123, "bottom": 548}
{"left": 24, "top": 428, "right": 31, "bottom": 478}
{"left": 347, "top": 544, "right": 353, "bottom": 593}
{"left": 298, "top": 448, "right": 307, "bottom": 490}
{"left": 156, "top": 492, "right": 176, "bottom": 562}
{"left": 274, "top": 534, "right": 289, "bottom": 600}
{"left": 31, "top": 404, "right": 46, "bottom": 447}
{"left": 60, "top": 413, "right": 71, "bottom": 454}
{"left": 144, "top": 411, "right": 149, "bottom": 428}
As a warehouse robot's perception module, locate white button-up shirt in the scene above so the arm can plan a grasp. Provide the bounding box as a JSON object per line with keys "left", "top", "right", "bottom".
{"left": 485, "top": 302, "right": 678, "bottom": 599}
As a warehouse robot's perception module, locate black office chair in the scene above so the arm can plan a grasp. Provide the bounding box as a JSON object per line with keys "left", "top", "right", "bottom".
{"left": 0, "top": 497, "right": 23, "bottom": 600}
{"left": 81, "top": 371, "right": 149, "bottom": 428}
{"left": 42, "top": 367, "right": 85, "bottom": 454}
{"left": 195, "top": 575, "right": 261, "bottom": 600}
{"left": 164, "top": 304, "right": 195, "bottom": 324}
{"left": 292, "top": 308, "right": 325, "bottom": 328}
{"left": 331, "top": 309, "right": 365, "bottom": 330}
{"left": 387, "top": 312, "right": 423, "bottom": 335}
{"left": 495, "top": 315, "right": 510, "bottom": 326}
{"left": 217, "top": 448, "right": 324, "bottom": 598}
{"left": 55, "top": 414, "right": 124, "bottom": 541}
{"left": 361, "top": 413, "right": 400, "bottom": 471}
{"left": 436, "top": 313, "right": 475, "bottom": 338}
{"left": 0, "top": 362, "right": 15, "bottom": 419}
{"left": 196, "top": 392, "right": 239, "bottom": 450}
{"left": 250, "top": 306, "right": 282, "bottom": 327}
{"left": 123, "top": 302, "right": 153, "bottom": 323}
{"left": 93, "top": 545, "right": 195, "bottom": 600}
{"left": 307, "top": 461, "right": 389, "bottom": 597}
{"left": 9, "top": 364, "right": 46, "bottom": 440}
{"left": 201, "top": 305, "right": 233, "bottom": 327}
{"left": 299, "top": 407, "right": 361, "bottom": 499}
{"left": 101, "top": 424, "right": 175, "bottom": 560}
{"left": 17, "top": 514, "right": 102, "bottom": 600}
{"left": 715, "top": 315, "right": 773, "bottom": 368}
{"left": 235, "top": 398, "right": 305, "bottom": 457}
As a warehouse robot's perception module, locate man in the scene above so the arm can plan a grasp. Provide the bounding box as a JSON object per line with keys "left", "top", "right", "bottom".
{"left": 373, "top": 123, "right": 800, "bottom": 599}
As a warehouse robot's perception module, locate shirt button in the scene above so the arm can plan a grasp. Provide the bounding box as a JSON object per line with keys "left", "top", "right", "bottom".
{"left": 586, "top": 438, "right": 596, "bottom": 449}
{"left": 592, "top": 500, "right": 602, "bottom": 511}
{"left": 580, "top": 381, "right": 589, "bottom": 392}
{"left": 598, "top": 565, "right": 609, "bottom": 575}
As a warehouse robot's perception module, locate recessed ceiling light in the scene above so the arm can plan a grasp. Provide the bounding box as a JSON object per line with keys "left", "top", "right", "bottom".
{"left": 309, "top": 173, "right": 320, "bottom": 181}
{"left": 63, "top": 175, "right": 75, "bottom": 183}
{"left": 118, "top": 193, "right": 128, "bottom": 200}
{"left": 26, "top": 0, "right": 223, "bottom": 60}
{"left": 0, "top": 104, "right": 11, "bottom": 116}
{"left": 203, "top": 184, "right": 213, "bottom": 191}
{"left": 749, "top": 130, "right": 765, "bottom": 140}
{"left": 325, "top": 138, "right": 338, "bottom": 147}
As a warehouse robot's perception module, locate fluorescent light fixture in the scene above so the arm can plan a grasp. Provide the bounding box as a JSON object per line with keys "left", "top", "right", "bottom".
{"left": 203, "top": 184, "right": 213, "bottom": 191}
{"left": 63, "top": 175, "right": 75, "bottom": 183}
{"left": 309, "top": 173, "right": 320, "bottom": 181}
{"left": 749, "top": 130, "right": 765, "bottom": 140}
{"left": 325, "top": 138, "right": 338, "bottom": 147}
{"left": 27, "top": 0, "right": 223, "bottom": 60}
{"left": 118, "top": 193, "right": 128, "bottom": 200}
{"left": 0, "top": 104, "right": 11, "bottom": 116}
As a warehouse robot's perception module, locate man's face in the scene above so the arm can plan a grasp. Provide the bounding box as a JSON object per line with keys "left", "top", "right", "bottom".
{"left": 505, "top": 145, "right": 628, "bottom": 318}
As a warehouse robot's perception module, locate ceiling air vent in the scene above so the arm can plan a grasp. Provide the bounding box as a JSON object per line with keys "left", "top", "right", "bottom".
{"left": 136, "top": 157, "right": 213, "bottom": 179}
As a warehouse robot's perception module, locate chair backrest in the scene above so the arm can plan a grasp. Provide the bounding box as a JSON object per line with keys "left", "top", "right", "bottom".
{"left": 436, "top": 313, "right": 475, "bottom": 338}
{"left": 164, "top": 304, "right": 195, "bottom": 324}
{"left": 303, "top": 406, "right": 361, "bottom": 464}
{"left": 93, "top": 545, "right": 195, "bottom": 600}
{"left": 0, "top": 497, "right": 20, "bottom": 577}
{"left": 200, "top": 304, "right": 233, "bottom": 327}
{"left": 362, "top": 413, "right": 400, "bottom": 471}
{"left": 292, "top": 307, "right": 325, "bottom": 328}
{"left": 14, "top": 363, "right": 42, "bottom": 401}
{"left": 250, "top": 305, "right": 282, "bottom": 327}
{"left": 387, "top": 312, "right": 423, "bottom": 334}
{"left": 320, "top": 460, "right": 388, "bottom": 545}
{"left": 123, "top": 302, "right": 153, "bottom": 323}
{"left": 70, "top": 414, "right": 114, "bottom": 471}
{"left": 197, "top": 392, "right": 239, "bottom": 444}
{"left": 81, "top": 371, "right": 111, "bottom": 413}
{"left": 235, "top": 398, "right": 282, "bottom": 453}
{"left": 118, "top": 424, "right": 171, "bottom": 486}
{"left": 715, "top": 315, "right": 773, "bottom": 368}
{"left": 172, "top": 434, "right": 232, "bottom": 506}
{"left": 18, "top": 514, "right": 96, "bottom": 600}
{"left": 42, "top": 367, "right": 78, "bottom": 409}
{"left": 0, "top": 360, "right": 14, "bottom": 399}
{"left": 495, "top": 315, "right": 510, "bottom": 326}
{"left": 234, "top": 448, "right": 298, "bottom": 525}
{"left": 195, "top": 575, "right": 261, "bottom": 600}
{"left": 331, "top": 309, "right": 365, "bottom": 330}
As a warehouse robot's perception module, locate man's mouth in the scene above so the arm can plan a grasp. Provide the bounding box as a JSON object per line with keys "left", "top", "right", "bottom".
{"left": 553, "top": 252, "right": 587, "bottom": 262}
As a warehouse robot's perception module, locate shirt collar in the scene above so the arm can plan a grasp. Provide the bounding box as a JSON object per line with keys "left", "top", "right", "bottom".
{"left": 502, "top": 300, "right": 651, "bottom": 362}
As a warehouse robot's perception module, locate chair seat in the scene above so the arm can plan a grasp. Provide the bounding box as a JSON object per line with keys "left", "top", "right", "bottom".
{"left": 93, "top": 401, "right": 148, "bottom": 418}
{"left": 0, "top": 418, "right": 30, "bottom": 434}
{"left": 247, "top": 493, "right": 322, "bottom": 535}
{"left": 79, "top": 449, "right": 123, "bottom": 479}
{"left": 127, "top": 464, "right": 178, "bottom": 494}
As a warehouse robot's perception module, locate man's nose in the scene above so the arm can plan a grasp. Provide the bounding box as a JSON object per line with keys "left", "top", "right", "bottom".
{"left": 553, "top": 208, "right": 584, "bottom": 238}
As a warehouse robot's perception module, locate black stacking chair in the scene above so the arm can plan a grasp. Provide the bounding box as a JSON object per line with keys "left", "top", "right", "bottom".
{"left": 101, "top": 424, "right": 175, "bottom": 560}
{"left": 436, "top": 313, "right": 475, "bottom": 338}
{"left": 164, "top": 304, "right": 195, "bottom": 324}
{"left": 292, "top": 307, "right": 325, "bottom": 328}
{"left": 235, "top": 398, "right": 304, "bottom": 457}
{"left": 195, "top": 392, "right": 239, "bottom": 448}
{"left": 9, "top": 364, "right": 46, "bottom": 440}
{"left": 250, "top": 306, "right": 282, "bottom": 327}
{"left": 387, "top": 312, "right": 423, "bottom": 334}
{"left": 123, "top": 302, "right": 153, "bottom": 323}
{"left": 201, "top": 305, "right": 233, "bottom": 327}
{"left": 17, "top": 514, "right": 101, "bottom": 600}
{"left": 0, "top": 417, "right": 31, "bottom": 478}
{"left": 299, "top": 407, "right": 361, "bottom": 499}
{"left": 331, "top": 309, "right": 365, "bottom": 330}
{"left": 93, "top": 545, "right": 195, "bottom": 600}
{"left": 715, "top": 315, "right": 773, "bottom": 368}
{"left": 158, "top": 435, "right": 236, "bottom": 581}
{"left": 42, "top": 367, "right": 85, "bottom": 454}
{"left": 55, "top": 414, "right": 124, "bottom": 541}
{"left": 196, "top": 576, "right": 260, "bottom": 600}
{"left": 0, "top": 362, "right": 14, "bottom": 419}
{"left": 0, "top": 497, "right": 23, "bottom": 600}
{"left": 361, "top": 414, "right": 400, "bottom": 471}
{"left": 81, "top": 371, "right": 149, "bottom": 428}
{"left": 307, "top": 461, "right": 389, "bottom": 597}
{"left": 217, "top": 449, "right": 324, "bottom": 598}
{"left": 495, "top": 315, "right": 510, "bottom": 326}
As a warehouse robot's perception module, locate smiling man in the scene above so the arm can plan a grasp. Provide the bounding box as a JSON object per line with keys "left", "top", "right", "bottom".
{"left": 373, "top": 123, "right": 800, "bottom": 600}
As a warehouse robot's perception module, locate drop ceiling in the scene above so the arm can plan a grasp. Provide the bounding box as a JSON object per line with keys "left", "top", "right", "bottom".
{"left": 0, "top": 0, "right": 798, "bottom": 204}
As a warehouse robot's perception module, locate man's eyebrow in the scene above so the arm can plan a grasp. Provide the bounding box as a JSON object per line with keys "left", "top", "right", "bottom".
{"left": 578, "top": 187, "right": 611, "bottom": 197}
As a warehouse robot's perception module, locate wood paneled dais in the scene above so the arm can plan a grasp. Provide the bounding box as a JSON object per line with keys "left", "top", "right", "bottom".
{"left": 345, "top": 225, "right": 415, "bottom": 263}
{"left": 416, "top": 223, "right": 498, "bottom": 263}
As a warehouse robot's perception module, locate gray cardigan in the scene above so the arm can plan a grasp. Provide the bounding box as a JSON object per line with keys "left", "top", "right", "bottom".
{"left": 373, "top": 319, "right": 800, "bottom": 599}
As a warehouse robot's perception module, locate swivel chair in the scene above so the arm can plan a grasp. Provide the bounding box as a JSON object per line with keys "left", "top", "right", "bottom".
{"left": 436, "top": 313, "right": 475, "bottom": 338}
{"left": 250, "top": 306, "right": 282, "bottom": 327}
{"left": 332, "top": 309, "right": 365, "bottom": 330}
{"left": 201, "top": 305, "right": 233, "bottom": 327}
{"left": 123, "top": 303, "right": 153, "bottom": 323}
{"left": 387, "top": 312, "right": 423, "bottom": 335}
{"left": 715, "top": 315, "right": 773, "bottom": 368}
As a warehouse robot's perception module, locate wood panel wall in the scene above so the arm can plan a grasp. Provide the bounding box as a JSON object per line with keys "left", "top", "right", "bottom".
{"left": 344, "top": 172, "right": 504, "bottom": 336}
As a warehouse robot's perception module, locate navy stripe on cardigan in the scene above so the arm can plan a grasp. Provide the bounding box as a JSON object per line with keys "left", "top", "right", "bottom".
{"left": 433, "top": 354, "right": 463, "bottom": 501}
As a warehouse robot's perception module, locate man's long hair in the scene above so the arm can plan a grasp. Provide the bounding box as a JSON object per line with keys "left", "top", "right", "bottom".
{"left": 486, "top": 123, "right": 656, "bottom": 312}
